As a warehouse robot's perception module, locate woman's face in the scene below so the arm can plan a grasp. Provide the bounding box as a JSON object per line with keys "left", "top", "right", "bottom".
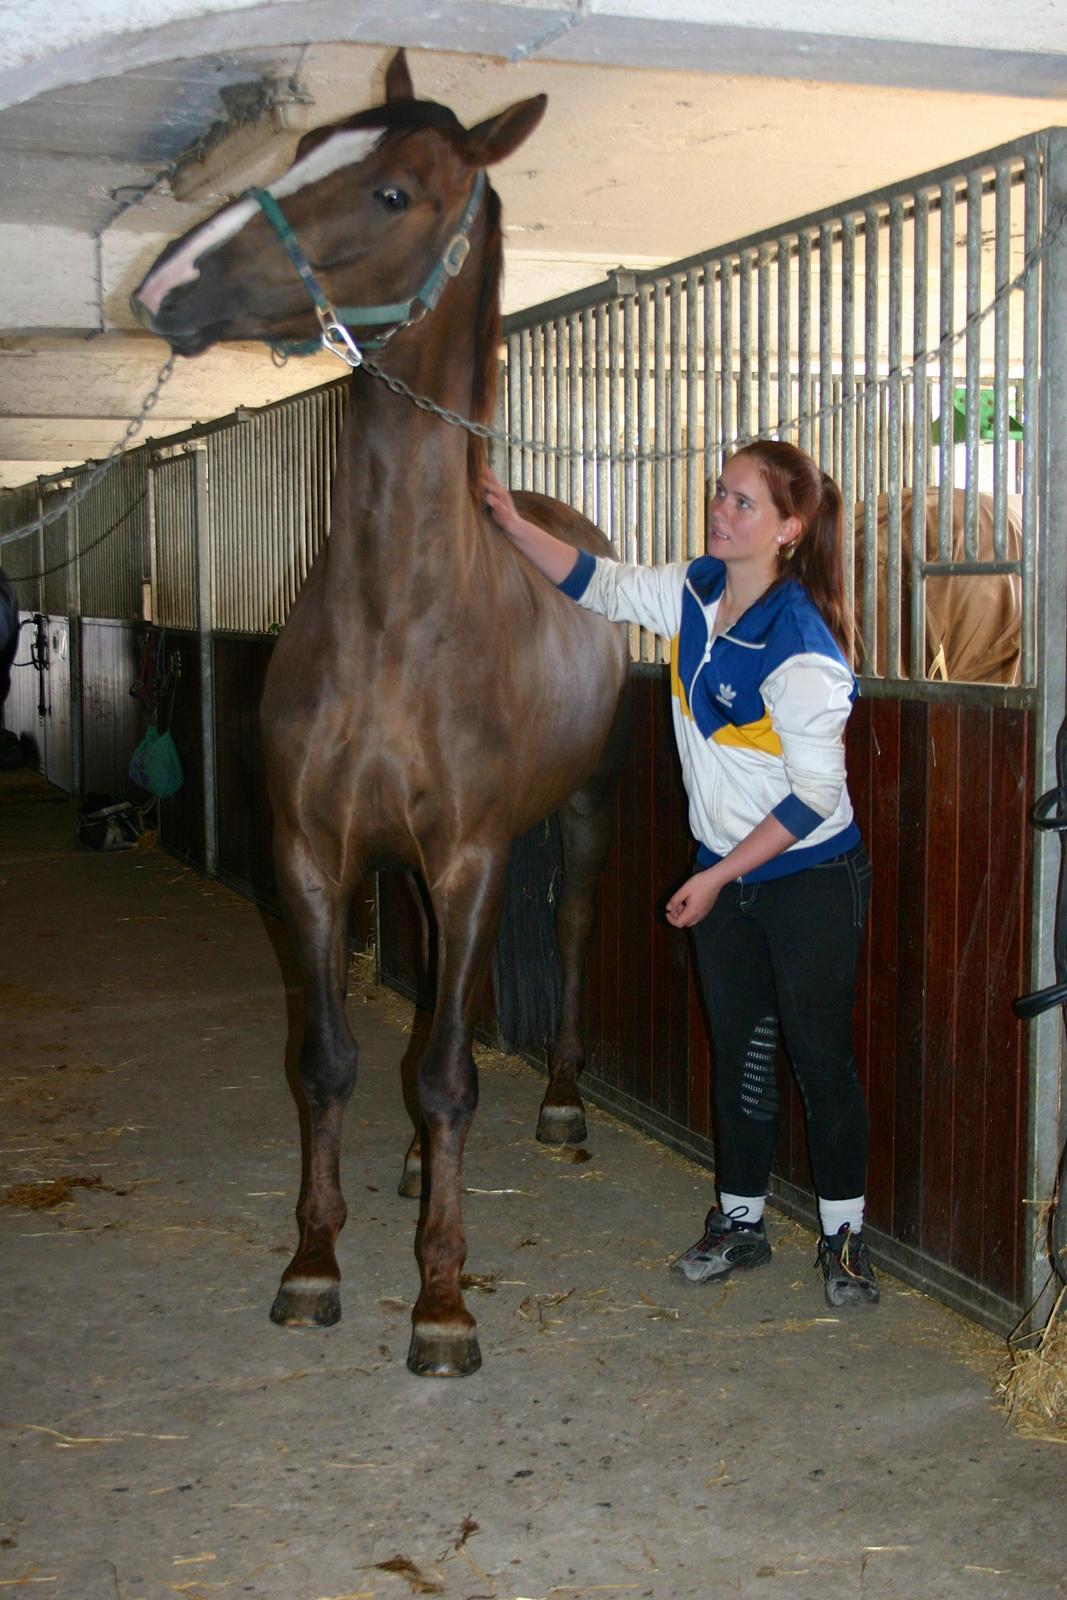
{"left": 706, "top": 456, "right": 799, "bottom": 574}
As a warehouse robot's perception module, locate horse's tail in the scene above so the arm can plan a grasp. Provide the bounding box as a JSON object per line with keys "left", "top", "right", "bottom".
{"left": 493, "top": 815, "right": 562, "bottom": 1053}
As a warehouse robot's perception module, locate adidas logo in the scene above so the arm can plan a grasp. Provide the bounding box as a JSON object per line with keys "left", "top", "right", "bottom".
{"left": 716, "top": 683, "right": 737, "bottom": 706}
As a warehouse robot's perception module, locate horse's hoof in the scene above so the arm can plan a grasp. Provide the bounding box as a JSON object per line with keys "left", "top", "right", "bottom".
{"left": 407, "top": 1326, "right": 482, "bottom": 1378}
{"left": 397, "top": 1159, "right": 423, "bottom": 1200}
{"left": 536, "top": 1104, "right": 587, "bottom": 1145}
{"left": 269, "top": 1278, "right": 341, "bottom": 1328}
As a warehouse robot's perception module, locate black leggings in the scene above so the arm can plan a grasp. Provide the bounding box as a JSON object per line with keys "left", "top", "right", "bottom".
{"left": 690, "top": 842, "right": 872, "bottom": 1202}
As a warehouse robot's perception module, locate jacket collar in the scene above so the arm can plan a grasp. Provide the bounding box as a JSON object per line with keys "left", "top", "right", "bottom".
{"left": 687, "top": 556, "right": 801, "bottom": 646}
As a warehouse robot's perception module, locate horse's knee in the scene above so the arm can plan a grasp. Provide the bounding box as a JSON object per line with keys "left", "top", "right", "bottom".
{"left": 299, "top": 1034, "right": 359, "bottom": 1106}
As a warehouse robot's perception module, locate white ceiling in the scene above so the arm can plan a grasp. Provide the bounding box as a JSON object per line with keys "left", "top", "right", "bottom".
{"left": 2, "top": 0, "right": 1067, "bottom": 492}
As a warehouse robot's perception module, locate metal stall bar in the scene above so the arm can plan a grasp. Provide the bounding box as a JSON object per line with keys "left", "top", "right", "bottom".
{"left": 1027, "top": 127, "right": 1067, "bottom": 1329}
{"left": 582, "top": 309, "right": 595, "bottom": 520}
{"left": 66, "top": 496, "right": 82, "bottom": 794}
{"left": 1022, "top": 156, "right": 1040, "bottom": 688}
{"left": 885, "top": 198, "right": 905, "bottom": 680}
{"left": 840, "top": 216, "right": 857, "bottom": 620}
{"left": 191, "top": 443, "right": 217, "bottom": 879}
{"left": 992, "top": 164, "right": 1012, "bottom": 564}
{"left": 796, "top": 231, "right": 811, "bottom": 456}
{"left": 862, "top": 208, "right": 880, "bottom": 673}
{"left": 938, "top": 179, "right": 956, "bottom": 556}
{"left": 911, "top": 190, "right": 930, "bottom": 682}
{"left": 719, "top": 255, "right": 734, "bottom": 475}
{"left": 777, "top": 234, "right": 792, "bottom": 438}
{"left": 686, "top": 268, "right": 701, "bottom": 561}
{"left": 668, "top": 275, "right": 682, "bottom": 561}
{"left": 964, "top": 169, "right": 984, "bottom": 559}
{"left": 818, "top": 224, "right": 833, "bottom": 473}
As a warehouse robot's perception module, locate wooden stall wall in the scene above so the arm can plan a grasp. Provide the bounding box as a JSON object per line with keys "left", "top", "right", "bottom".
{"left": 80, "top": 620, "right": 147, "bottom": 796}
{"left": 377, "top": 665, "right": 1034, "bottom": 1325}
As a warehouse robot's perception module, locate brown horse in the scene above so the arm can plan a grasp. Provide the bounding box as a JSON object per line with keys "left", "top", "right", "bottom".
{"left": 132, "top": 51, "right": 629, "bottom": 1377}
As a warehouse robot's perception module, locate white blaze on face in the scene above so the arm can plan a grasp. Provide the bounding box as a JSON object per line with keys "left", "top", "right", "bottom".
{"left": 136, "top": 127, "right": 385, "bottom": 318}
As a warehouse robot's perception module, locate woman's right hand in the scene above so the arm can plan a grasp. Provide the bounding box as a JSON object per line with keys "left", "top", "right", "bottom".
{"left": 482, "top": 468, "right": 523, "bottom": 540}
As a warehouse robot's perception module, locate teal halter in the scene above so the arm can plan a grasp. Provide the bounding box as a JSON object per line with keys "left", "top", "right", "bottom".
{"left": 246, "top": 170, "right": 487, "bottom": 368}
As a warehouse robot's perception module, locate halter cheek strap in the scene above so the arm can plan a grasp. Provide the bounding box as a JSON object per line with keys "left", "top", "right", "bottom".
{"left": 247, "top": 169, "right": 487, "bottom": 367}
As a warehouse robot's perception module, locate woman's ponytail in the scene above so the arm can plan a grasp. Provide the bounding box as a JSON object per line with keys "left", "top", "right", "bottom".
{"left": 730, "top": 442, "right": 853, "bottom": 664}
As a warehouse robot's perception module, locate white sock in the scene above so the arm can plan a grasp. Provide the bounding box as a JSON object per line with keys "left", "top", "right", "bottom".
{"left": 819, "top": 1196, "right": 865, "bottom": 1238}
{"left": 719, "top": 1192, "right": 766, "bottom": 1226}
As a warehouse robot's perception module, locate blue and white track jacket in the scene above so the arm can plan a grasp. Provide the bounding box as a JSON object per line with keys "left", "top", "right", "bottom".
{"left": 559, "top": 550, "right": 860, "bottom": 882}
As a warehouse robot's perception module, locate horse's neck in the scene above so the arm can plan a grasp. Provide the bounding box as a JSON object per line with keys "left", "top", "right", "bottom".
{"left": 323, "top": 234, "right": 490, "bottom": 595}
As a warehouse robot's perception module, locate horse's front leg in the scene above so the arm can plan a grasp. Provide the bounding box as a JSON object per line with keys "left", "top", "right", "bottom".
{"left": 408, "top": 847, "right": 507, "bottom": 1378}
{"left": 270, "top": 830, "right": 360, "bottom": 1329}
{"left": 536, "top": 782, "right": 615, "bottom": 1146}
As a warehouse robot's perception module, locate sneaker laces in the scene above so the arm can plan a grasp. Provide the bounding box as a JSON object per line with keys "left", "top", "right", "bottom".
{"left": 832, "top": 1225, "right": 868, "bottom": 1279}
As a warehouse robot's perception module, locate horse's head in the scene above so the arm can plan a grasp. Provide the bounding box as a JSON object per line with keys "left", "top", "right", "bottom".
{"left": 132, "top": 51, "right": 546, "bottom": 361}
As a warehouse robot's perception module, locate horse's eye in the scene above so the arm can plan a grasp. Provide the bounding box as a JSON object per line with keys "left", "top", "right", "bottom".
{"left": 374, "top": 186, "right": 409, "bottom": 211}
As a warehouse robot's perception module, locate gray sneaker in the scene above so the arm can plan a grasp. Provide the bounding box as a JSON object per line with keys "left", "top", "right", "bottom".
{"left": 670, "top": 1208, "right": 772, "bottom": 1283}
{"left": 817, "top": 1224, "right": 880, "bottom": 1307}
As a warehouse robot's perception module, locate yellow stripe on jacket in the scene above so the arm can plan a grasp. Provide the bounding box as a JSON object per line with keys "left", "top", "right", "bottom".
{"left": 712, "top": 712, "right": 783, "bottom": 756}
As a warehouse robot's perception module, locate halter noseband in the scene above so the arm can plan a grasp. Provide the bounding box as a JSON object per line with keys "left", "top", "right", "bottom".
{"left": 246, "top": 169, "right": 487, "bottom": 368}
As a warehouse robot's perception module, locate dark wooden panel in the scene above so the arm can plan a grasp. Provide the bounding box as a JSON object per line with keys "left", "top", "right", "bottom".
{"left": 158, "top": 629, "right": 204, "bottom": 869}
{"left": 79, "top": 620, "right": 147, "bottom": 796}
{"left": 213, "top": 635, "right": 275, "bottom": 899}
{"left": 374, "top": 663, "right": 1034, "bottom": 1314}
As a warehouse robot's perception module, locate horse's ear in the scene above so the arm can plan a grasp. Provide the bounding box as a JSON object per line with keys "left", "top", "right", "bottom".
{"left": 464, "top": 95, "right": 547, "bottom": 167}
{"left": 385, "top": 49, "right": 414, "bottom": 101}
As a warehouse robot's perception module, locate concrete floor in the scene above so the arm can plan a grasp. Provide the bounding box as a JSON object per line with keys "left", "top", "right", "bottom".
{"left": 1, "top": 767, "right": 1065, "bottom": 1600}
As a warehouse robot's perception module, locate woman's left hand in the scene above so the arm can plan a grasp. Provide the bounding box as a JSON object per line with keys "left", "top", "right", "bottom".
{"left": 665, "top": 868, "right": 724, "bottom": 929}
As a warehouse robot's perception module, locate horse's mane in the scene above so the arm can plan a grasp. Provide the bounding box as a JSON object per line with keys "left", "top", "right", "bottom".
{"left": 468, "top": 184, "right": 503, "bottom": 491}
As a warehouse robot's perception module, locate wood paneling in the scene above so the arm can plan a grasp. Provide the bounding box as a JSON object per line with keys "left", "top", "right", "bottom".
{"left": 80, "top": 620, "right": 147, "bottom": 796}
{"left": 380, "top": 665, "right": 1034, "bottom": 1314}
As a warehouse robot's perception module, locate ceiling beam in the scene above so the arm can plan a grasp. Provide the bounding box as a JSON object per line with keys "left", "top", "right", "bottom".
{"left": 4, "top": 0, "right": 1067, "bottom": 115}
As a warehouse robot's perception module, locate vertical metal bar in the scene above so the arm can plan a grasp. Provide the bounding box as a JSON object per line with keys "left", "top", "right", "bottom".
{"left": 720, "top": 258, "right": 734, "bottom": 466}
{"left": 964, "top": 169, "right": 983, "bottom": 559}
{"left": 66, "top": 498, "right": 82, "bottom": 795}
{"left": 609, "top": 299, "right": 621, "bottom": 547}
{"left": 1022, "top": 157, "right": 1040, "bottom": 687}
{"left": 531, "top": 323, "right": 545, "bottom": 495}
{"left": 669, "top": 275, "right": 682, "bottom": 562}
{"left": 637, "top": 287, "right": 651, "bottom": 657}
{"left": 818, "top": 224, "right": 834, "bottom": 473}
{"left": 596, "top": 305, "right": 609, "bottom": 530}
{"left": 687, "top": 268, "right": 700, "bottom": 561}
{"left": 582, "top": 308, "right": 595, "bottom": 519}
{"left": 992, "top": 163, "right": 1012, "bottom": 562}
{"left": 757, "top": 243, "right": 772, "bottom": 435}
{"left": 885, "top": 198, "right": 904, "bottom": 679}
{"left": 568, "top": 314, "right": 581, "bottom": 507}
{"left": 703, "top": 260, "right": 716, "bottom": 498}
{"left": 777, "top": 235, "right": 793, "bottom": 438}
{"left": 520, "top": 327, "right": 532, "bottom": 492}
{"left": 840, "top": 218, "right": 856, "bottom": 620}
{"left": 146, "top": 450, "right": 158, "bottom": 626}
{"left": 555, "top": 318, "right": 567, "bottom": 503}
{"left": 911, "top": 190, "right": 930, "bottom": 681}
{"left": 862, "top": 207, "right": 880, "bottom": 673}
{"left": 507, "top": 332, "right": 521, "bottom": 487}
{"left": 738, "top": 251, "right": 752, "bottom": 447}
{"left": 938, "top": 178, "right": 957, "bottom": 559}
{"left": 192, "top": 443, "right": 217, "bottom": 879}
{"left": 797, "top": 231, "right": 811, "bottom": 453}
{"left": 1026, "top": 127, "right": 1067, "bottom": 1331}
{"left": 654, "top": 282, "right": 668, "bottom": 583}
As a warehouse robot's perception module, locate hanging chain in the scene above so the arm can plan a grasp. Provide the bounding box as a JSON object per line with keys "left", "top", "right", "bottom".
{"left": 2, "top": 204, "right": 1061, "bottom": 556}
{"left": 362, "top": 206, "right": 1063, "bottom": 466}
{"left": 0, "top": 355, "right": 175, "bottom": 549}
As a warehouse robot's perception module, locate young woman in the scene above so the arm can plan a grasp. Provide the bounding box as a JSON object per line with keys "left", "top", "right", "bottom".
{"left": 482, "top": 440, "right": 877, "bottom": 1308}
